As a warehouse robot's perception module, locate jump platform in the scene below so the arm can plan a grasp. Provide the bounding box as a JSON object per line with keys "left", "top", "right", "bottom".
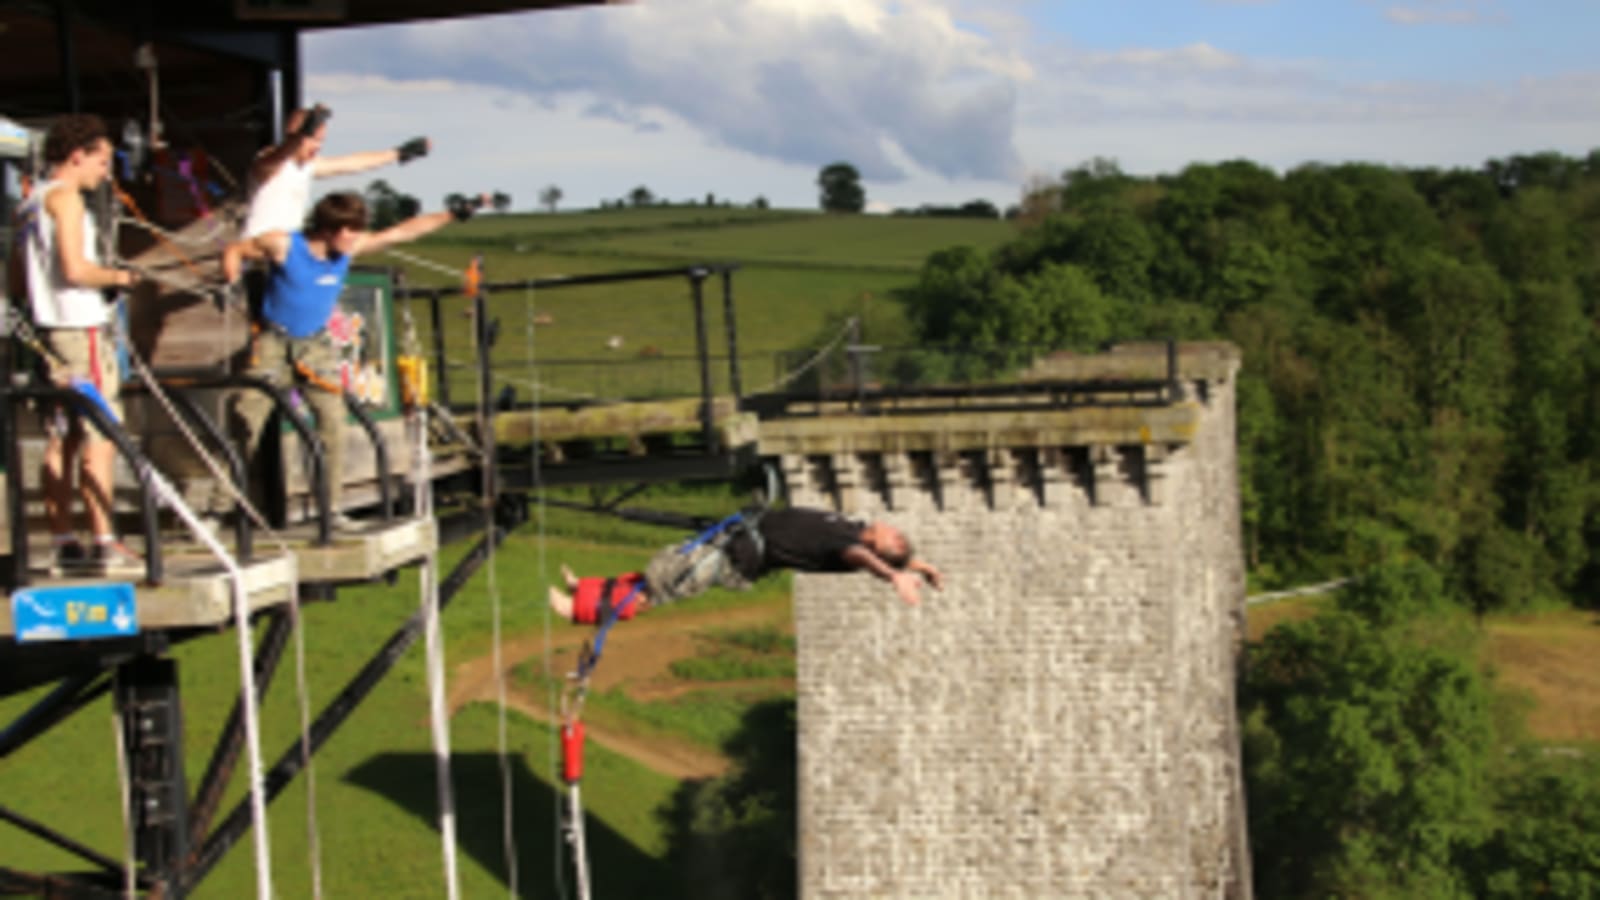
{"left": 1, "top": 514, "right": 438, "bottom": 641}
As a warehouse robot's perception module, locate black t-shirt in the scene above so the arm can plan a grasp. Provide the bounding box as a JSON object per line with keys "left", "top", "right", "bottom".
{"left": 727, "top": 507, "right": 865, "bottom": 579}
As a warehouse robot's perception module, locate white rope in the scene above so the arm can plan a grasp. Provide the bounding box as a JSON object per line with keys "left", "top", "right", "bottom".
{"left": 104, "top": 220, "right": 276, "bottom": 896}
{"left": 397, "top": 283, "right": 464, "bottom": 899}
{"left": 121, "top": 307, "right": 324, "bottom": 898}
{"left": 475, "top": 285, "right": 520, "bottom": 899}
{"left": 525, "top": 282, "right": 574, "bottom": 900}
{"left": 385, "top": 247, "right": 468, "bottom": 281}
{"left": 417, "top": 402, "right": 463, "bottom": 899}
{"left": 746, "top": 316, "right": 858, "bottom": 396}
{"left": 111, "top": 703, "right": 136, "bottom": 899}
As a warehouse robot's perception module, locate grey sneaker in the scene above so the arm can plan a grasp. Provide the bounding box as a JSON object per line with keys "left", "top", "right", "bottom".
{"left": 91, "top": 540, "right": 145, "bottom": 578}
{"left": 328, "top": 512, "right": 362, "bottom": 532}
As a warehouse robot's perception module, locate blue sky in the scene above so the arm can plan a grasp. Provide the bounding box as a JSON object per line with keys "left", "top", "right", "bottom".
{"left": 304, "top": 0, "right": 1600, "bottom": 213}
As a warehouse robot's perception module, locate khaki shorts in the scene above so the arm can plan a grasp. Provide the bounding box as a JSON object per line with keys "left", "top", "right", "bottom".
{"left": 40, "top": 325, "right": 123, "bottom": 440}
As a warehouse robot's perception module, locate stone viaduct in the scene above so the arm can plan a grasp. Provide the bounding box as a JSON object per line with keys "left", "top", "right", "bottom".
{"left": 757, "top": 342, "right": 1251, "bottom": 898}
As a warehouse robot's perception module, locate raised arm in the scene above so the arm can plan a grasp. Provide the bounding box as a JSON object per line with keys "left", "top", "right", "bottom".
{"left": 46, "top": 188, "right": 135, "bottom": 289}
{"left": 250, "top": 105, "right": 330, "bottom": 187}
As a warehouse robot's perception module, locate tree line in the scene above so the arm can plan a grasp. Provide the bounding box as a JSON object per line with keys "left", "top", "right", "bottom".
{"left": 904, "top": 151, "right": 1600, "bottom": 611}
{"left": 893, "top": 151, "right": 1600, "bottom": 895}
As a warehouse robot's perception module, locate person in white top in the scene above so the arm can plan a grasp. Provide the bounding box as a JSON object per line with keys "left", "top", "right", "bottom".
{"left": 5, "top": 113, "right": 143, "bottom": 575}
{"left": 242, "top": 103, "right": 429, "bottom": 237}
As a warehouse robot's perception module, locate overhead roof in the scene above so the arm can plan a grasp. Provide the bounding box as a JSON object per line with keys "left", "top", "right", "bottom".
{"left": 80, "top": 0, "right": 620, "bottom": 31}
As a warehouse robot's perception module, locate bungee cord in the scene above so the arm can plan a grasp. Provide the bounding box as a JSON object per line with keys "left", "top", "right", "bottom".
{"left": 400, "top": 294, "right": 464, "bottom": 899}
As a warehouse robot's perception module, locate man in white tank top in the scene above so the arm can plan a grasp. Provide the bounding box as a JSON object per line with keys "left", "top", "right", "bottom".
{"left": 243, "top": 104, "right": 429, "bottom": 237}
{"left": 7, "top": 114, "right": 142, "bottom": 575}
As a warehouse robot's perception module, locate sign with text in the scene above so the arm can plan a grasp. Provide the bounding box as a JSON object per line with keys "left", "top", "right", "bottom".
{"left": 11, "top": 584, "right": 138, "bottom": 643}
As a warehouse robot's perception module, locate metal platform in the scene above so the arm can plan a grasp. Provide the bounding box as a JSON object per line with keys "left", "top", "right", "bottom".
{"left": 0, "top": 552, "right": 296, "bottom": 640}
{"left": 285, "top": 516, "right": 439, "bottom": 583}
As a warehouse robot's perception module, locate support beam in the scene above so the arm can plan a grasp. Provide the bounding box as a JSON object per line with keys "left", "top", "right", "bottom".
{"left": 186, "top": 528, "right": 506, "bottom": 889}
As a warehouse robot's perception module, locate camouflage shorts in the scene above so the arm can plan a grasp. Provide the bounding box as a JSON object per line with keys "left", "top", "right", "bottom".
{"left": 643, "top": 542, "right": 752, "bottom": 604}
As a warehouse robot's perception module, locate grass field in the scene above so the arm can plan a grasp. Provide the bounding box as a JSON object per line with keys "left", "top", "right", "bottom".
{"left": 382, "top": 207, "right": 1015, "bottom": 403}
{"left": 1246, "top": 596, "right": 1600, "bottom": 748}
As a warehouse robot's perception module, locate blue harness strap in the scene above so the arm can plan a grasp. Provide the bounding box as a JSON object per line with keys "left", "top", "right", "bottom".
{"left": 576, "top": 580, "right": 644, "bottom": 681}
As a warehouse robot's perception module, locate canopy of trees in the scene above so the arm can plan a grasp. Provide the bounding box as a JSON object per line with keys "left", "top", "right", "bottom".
{"left": 902, "top": 151, "right": 1600, "bottom": 613}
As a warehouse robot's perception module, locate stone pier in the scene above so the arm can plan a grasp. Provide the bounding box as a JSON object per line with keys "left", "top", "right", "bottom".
{"left": 757, "top": 343, "right": 1252, "bottom": 898}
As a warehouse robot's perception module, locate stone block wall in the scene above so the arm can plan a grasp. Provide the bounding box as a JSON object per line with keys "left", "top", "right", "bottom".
{"left": 784, "top": 369, "right": 1249, "bottom": 898}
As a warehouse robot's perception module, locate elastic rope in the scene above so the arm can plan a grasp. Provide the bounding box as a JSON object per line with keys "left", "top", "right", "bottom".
{"left": 417, "top": 404, "right": 463, "bottom": 899}
{"left": 122, "top": 303, "right": 320, "bottom": 897}
{"left": 467, "top": 265, "right": 519, "bottom": 898}
{"left": 107, "top": 208, "right": 277, "bottom": 898}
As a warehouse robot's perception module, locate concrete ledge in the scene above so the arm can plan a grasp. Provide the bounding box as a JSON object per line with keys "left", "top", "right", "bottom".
{"left": 757, "top": 402, "right": 1204, "bottom": 456}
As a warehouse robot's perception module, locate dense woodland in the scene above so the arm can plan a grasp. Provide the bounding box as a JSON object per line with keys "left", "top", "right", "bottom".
{"left": 893, "top": 152, "right": 1600, "bottom": 896}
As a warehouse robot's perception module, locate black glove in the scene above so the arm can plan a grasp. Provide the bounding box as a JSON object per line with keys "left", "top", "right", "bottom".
{"left": 448, "top": 195, "right": 486, "bottom": 222}
{"left": 296, "top": 104, "right": 331, "bottom": 139}
{"left": 396, "top": 137, "right": 429, "bottom": 164}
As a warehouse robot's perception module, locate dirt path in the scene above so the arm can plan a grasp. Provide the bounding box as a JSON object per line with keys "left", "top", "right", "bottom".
{"left": 447, "top": 602, "right": 793, "bottom": 780}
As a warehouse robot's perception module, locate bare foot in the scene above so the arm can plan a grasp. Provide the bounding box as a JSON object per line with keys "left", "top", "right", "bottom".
{"left": 548, "top": 585, "right": 574, "bottom": 620}
{"left": 560, "top": 563, "right": 578, "bottom": 590}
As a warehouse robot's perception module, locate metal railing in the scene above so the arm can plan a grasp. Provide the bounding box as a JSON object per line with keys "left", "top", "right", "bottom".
{"left": 4, "top": 384, "right": 164, "bottom": 585}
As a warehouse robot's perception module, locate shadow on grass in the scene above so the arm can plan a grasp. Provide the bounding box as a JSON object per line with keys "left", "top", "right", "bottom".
{"left": 657, "top": 698, "right": 797, "bottom": 900}
{"left": 346, "top": 752, "right": 676, "bottom": 900}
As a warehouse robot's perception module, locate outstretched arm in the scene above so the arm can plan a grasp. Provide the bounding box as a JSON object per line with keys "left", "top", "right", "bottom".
{"left": 313, "top": 137, "right": 429, "bottom": 178}
{"left": 908, "top": 557, "right": 944, "bottom": 590}
{"left": 351, "top": 193, "right": 486, "bottom": 257}
{"left": 841, "top": 544, "right": 927, "bottom": 607}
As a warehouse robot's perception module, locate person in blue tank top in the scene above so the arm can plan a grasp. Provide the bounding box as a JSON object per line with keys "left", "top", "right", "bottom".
{"left": 219, "top": 190, "right": 483, "bottom": 529}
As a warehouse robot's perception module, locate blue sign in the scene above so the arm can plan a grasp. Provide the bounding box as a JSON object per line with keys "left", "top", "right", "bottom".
{"left": 11, "top": 583, "right": 138, "bottom": 643}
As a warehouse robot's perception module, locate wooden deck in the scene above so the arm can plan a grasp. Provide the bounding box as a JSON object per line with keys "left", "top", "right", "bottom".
{"left": 0, "top": 552, "right": 297, "bottom": 639}
{"left": 0, "top": 514, "right": 438, "bottom": 640}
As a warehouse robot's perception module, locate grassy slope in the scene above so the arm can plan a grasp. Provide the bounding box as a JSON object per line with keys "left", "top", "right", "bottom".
{"left": 386, "top": 207, "right": 1014, "bottom": 401}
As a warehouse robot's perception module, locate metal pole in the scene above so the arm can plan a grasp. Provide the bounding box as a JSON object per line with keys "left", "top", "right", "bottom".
{"left": 567, "top": 783, "right": 591, "bottom": 900}
{"left": 689, "top": 271, "right": 715, "bottom": 451}
{"left": 55, "top": 0, "right": 80, "bottom": 113}
{"left": 427, "top": 290, "right": 451, "bottom": 409}
{"left": 472, "top": 260, "right": 496, "bottom": 504}
{"left": 719, "top": 268, "right": 742, "bottom": 401}
{"left": 4, "top": 394, "right": 27, "bottom": 587}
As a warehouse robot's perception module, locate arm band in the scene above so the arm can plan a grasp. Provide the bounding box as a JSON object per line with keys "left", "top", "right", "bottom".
{"left": 396, "top": 137, "right": 429, "bottom": 164}
{"left": 449, "top": 195, "right": 485, "bottom": 222}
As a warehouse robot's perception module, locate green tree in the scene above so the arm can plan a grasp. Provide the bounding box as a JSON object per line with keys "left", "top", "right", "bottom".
{"left": 365, "top": 179, "right": 408, "bottom": 228}
{"left": 629, "top": 185, "right": 655, "bottom": 207}
{"left": 816, "top": 162, "right": 864, "bottom": 213}
{"left": 1243, "top": 597, "right": 1494, "bottom": 897}
{"left": 1470, "top": 754, "right": 1600, "bottom": 898}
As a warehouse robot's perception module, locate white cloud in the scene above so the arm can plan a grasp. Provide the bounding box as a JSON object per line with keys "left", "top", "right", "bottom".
{"left": 307, "top": 0, "right": 1027, "bottom": 185}
{"left": 304, "top": 1, "right": 1600, "bottom": 213}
